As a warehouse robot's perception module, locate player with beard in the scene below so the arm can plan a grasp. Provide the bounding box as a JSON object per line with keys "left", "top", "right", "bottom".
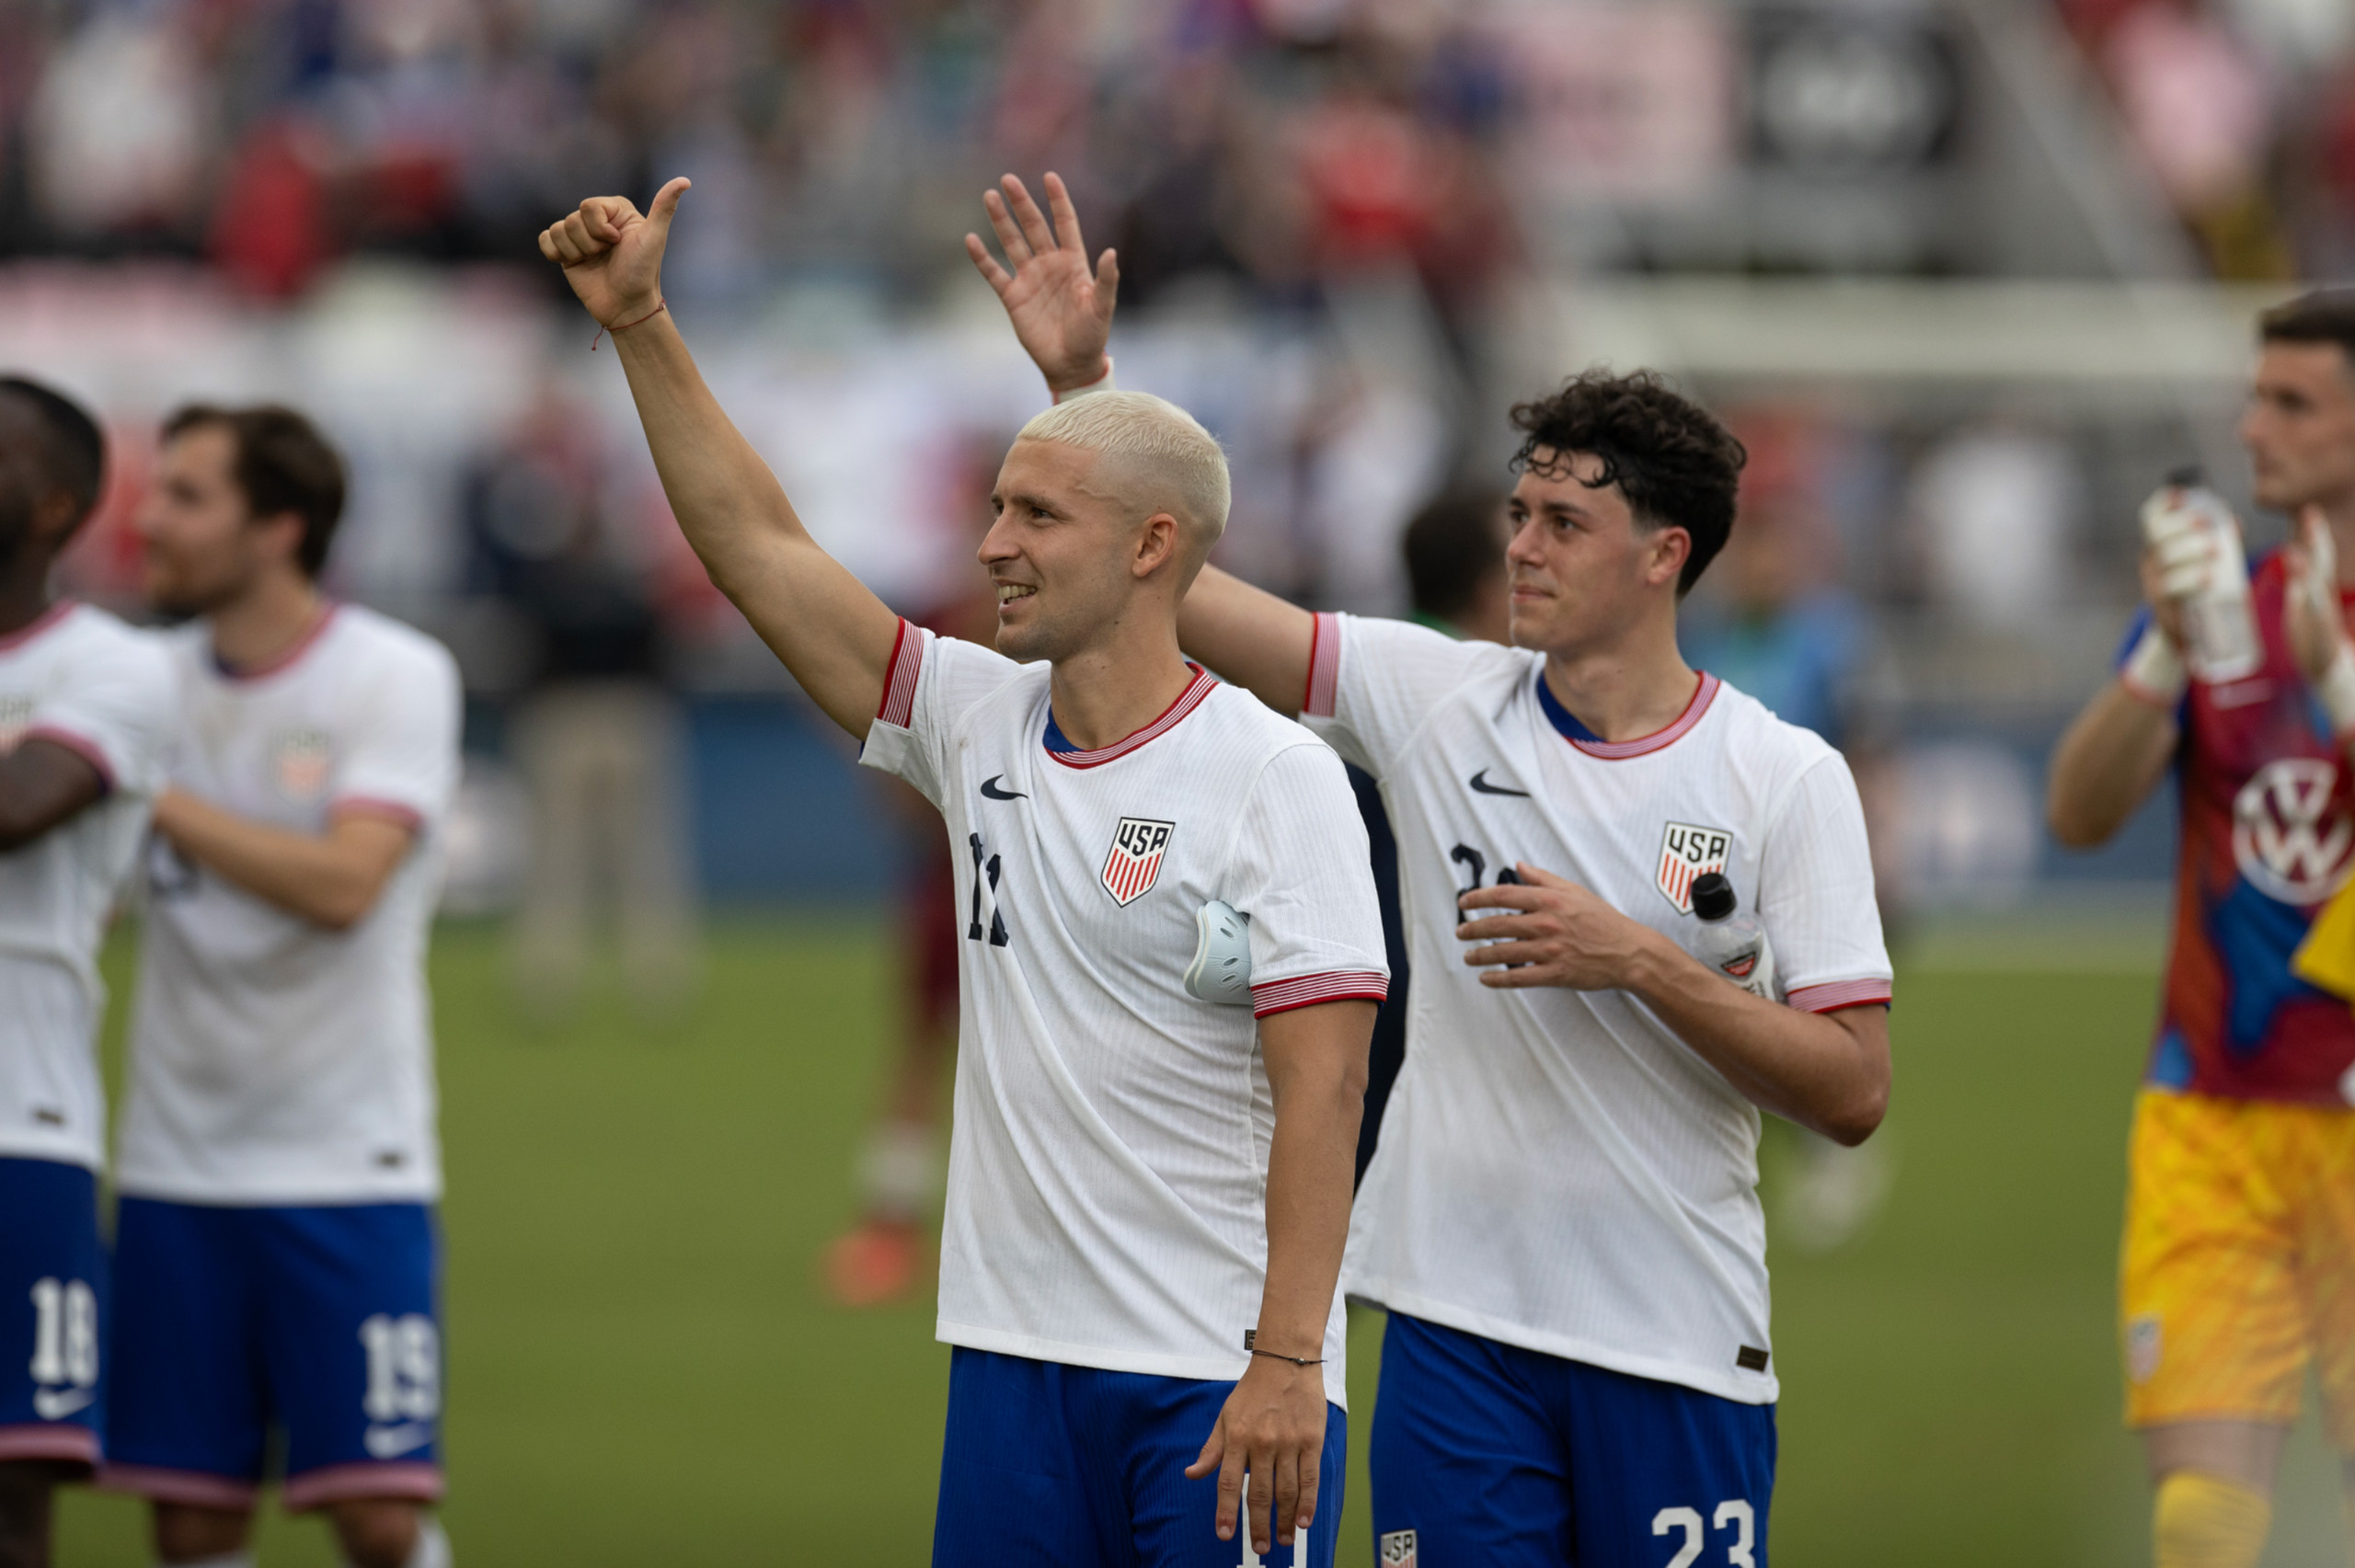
{"left": 979, "top": 173, "right": 1892, "bottom": 1565}
{"left": 543, "top": 181, "right": 1386, "bottom": 1565}
{"left": 0, "top": 377, "right": 174, "bottom": 1568}
{"left": 104, "top": 405, "right": 459, "bottom": 1568}
{"left": 2051, "top": 291, "right": 2355, "bottom": 1568}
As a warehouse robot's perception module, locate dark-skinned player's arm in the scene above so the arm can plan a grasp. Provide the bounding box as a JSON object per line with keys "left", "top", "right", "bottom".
{"left": 969, "top": 172, "right": 1316, "bottom": 715}
{"left": 539, "top": 180, "right": 898, "bottom": 741}
{"left": 1458, "top": 867, "right": 1890, "bottom": 1146}
{"left": 149, "top": 793, "right": 414, "bottom": 932}
{"left": 0, "top": 738, "right": 106, "bottom": 852}
{"left": 1186, "top": 997, "right": 1372, "bottom": 1559}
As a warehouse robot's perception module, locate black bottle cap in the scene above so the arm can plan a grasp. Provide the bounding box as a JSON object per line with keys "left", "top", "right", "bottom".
{"left": 2165, "top": 464, "right": 2205, "bottom": 488}
{"left": 1691, "top": 872, "right": 1736, "bottom": 921}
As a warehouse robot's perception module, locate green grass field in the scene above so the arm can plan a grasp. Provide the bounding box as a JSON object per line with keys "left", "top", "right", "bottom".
{"left": 49, "top": 919, "right": 2351, "bottom": 1564}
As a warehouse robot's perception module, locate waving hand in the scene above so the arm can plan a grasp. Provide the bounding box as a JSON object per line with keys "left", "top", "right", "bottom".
{"left": 967, "top": 173, "right": 1119, "bottom": 397}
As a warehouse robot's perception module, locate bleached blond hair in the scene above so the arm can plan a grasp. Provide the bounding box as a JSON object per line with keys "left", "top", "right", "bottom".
{"left": 1015, "top": 391, "right": 1231, "bottom": 556}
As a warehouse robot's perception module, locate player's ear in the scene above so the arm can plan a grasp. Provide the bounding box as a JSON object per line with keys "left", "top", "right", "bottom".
{"left": 1133, "top": 511, "right": 1180, "bottom": 579}
{"left": 1648, "top": 525, "right": 1691, "bottom": 590}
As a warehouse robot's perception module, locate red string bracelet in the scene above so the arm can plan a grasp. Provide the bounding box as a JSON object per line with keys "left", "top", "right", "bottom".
{"left": 591, "top": 300, "right": 667, "bottom": 350}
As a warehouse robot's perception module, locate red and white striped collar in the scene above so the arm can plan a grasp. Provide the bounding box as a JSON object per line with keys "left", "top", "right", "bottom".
{"left": 1542, "top": 669, "right": 1721, "bottom": 761}
{"left": 0, "top": 600, "right": 76, "bottom": 655}
{"left": 1045, "top": 665, "right": 1218, "bottom": 769}
{"left": 214, "top": 602, "right": 339, "bottom": 682}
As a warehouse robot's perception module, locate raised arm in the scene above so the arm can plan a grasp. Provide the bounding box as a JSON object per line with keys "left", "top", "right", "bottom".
{"left": 2048, "top": 549, "right": 2187, "bottom": 848}
{"left": 968, "top": 174, "right": 1315, "bottom": 712}
{"left": 540, "top": 181, "right": 898, "bottom": 738}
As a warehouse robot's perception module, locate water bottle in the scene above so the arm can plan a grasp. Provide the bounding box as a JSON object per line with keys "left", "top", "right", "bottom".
{"left": 1691, "top": 872, "right": 1776, "bottom": 1000}
{"left": 2142, "top": 465, "right": 2262, "bottom": 685}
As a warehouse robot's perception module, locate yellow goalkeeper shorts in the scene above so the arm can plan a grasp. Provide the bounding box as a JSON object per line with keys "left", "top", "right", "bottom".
{"left": 2121, "top": 1087, "right": 2355, "bottom": 1447}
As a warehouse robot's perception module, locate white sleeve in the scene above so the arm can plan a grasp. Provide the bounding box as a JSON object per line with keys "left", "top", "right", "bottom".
{"left": 27, "top": 628, "right": 174, "bottom": 799}
{"left": 330, "top": 642, "right": 462, "bottom": 831}
{"left": 1298, "top": 612, "right": 1513, "bottom": 778}
{"left": 1757, "top": 753, "right": 1893, "bottom": 1013}
{"left": 857, "top": 620, "right": 1022, "bottom": 808}
{"left": 1226, "top": 740, "right": 1392, "bottom": 1019}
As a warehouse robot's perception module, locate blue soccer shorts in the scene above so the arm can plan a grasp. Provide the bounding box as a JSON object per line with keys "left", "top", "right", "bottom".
{"left": 1369, "top": 1312, "right": 1776, "bottom": 1568}
{"left": 0, "top": 1155, "right": 107, "bottom": 1471}
{"left": 934, "top": 1346, "right": 1348, "bottom": 1568}
{"left": 104, "top": 1198, "right": 443, "bottom": 1513}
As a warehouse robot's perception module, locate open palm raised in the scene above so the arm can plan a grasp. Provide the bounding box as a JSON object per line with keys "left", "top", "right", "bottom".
{"left": 538, "top": 177, "right": 692, "bottom": 329}
{"left": 966, "top": 173, "right": 1120, "bottom": 396}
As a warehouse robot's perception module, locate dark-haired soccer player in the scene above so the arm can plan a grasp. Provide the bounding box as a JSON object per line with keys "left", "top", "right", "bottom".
{"left": 2051, "top": 290, "right": 2355, "bottom": 1568}
{"left": 0, "top": 377, "right": 175, "bottom": 1568}
{"left": 105, "top": 406, "right": 460, "bottom": 1568}
{"left": 982, "top": 174, "right": 1893, "bottom": 1563}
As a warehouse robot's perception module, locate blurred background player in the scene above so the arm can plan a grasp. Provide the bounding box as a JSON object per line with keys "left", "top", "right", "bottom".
{"left": 2049, "top": 289, "right": 2355, "bottom": 1568}
{"left": 460, "top": 382, "right": 703, "bottom": 1025}
{"left": 821, "top": 444, "right": 1001, "bottom": 1309}
{"left": 0, "top": 378, "right": 173, "bottom": 1568}
{"left": 984, "top": 174, "right": 1894, "bottom": 1562}
{"left": 107, "top": 405, "right": 461, "bottom": 1568}
{"left": 546, "top": 175, "right": 1387, "bottom": 1563}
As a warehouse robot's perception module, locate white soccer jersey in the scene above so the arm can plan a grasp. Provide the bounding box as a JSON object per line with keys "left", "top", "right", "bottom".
{"left": 116, "top": 605, "right": 462, "bottom": 1206}
{"left": 861, "top": 623, "right": 1389, "bottom": 1406}
{"left": 1304, "top": 613, "right": 1891, "bottom": 1404}
{"left": 0, "top": 601, "right": 174, "bottom": 1171}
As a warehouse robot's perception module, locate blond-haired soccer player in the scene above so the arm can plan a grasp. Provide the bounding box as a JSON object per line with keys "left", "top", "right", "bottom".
{"left": 540, "top": 180, "right": 1385, "bottom": 1566}
{"left": 2052, "top": 290, "right": 2355, "bottom": 1568}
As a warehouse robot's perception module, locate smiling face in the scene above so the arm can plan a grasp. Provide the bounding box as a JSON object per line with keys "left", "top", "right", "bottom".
{"left": 982, "top": 438, "right": 1180, "bottom": 664}
{"left": 2243, "top": 340, "right": 2355, "bottom": 514}
{"left": 1502, "top": 449, "right": 1689, "bottom": 658}
{"left": 135, "top": 424, "right": 295, "bottom": 618}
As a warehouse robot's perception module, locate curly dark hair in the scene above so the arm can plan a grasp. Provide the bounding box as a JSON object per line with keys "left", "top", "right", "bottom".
{"left": 1508, "top": 370, "right": 1747, "bottom": 595}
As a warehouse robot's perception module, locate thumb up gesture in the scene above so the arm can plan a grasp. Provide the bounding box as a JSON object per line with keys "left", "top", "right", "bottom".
{"left": 539, "top": 177, "right": 691, "bottom": 331}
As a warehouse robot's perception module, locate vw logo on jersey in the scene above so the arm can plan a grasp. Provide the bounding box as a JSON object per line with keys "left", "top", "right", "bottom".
{"left": 2232, "top": 757, "right": 2355, "bottom": 905}
{"left": 1102, "top": 817, "right": 1175, "bottom": 907}
{"left": 1656, "top": 821, "right": 1732, "bottom": 914}
{"left": 0, "top": 693, "right": 30, "bottom": 752}
{"left": 271, "top": 727, "right": 335, "bottom": 803}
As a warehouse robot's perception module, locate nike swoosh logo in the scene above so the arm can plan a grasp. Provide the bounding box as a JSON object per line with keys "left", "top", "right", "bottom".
{"left": 363, "top": 1422, "right": 436, "bottom": 1459}
{"left": 32, "top": 1387, "right": 93, "bottom": 1421}
{"left": 1468, "top": 769, "right": 1530, "bottom": 797}
{"left": 980, "top": 775, "right": 1028, "bottom": 800}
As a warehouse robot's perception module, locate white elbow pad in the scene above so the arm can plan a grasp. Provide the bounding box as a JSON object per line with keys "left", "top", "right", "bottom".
{"left": 1185, "top": 899, "right": 1254, "bottom": 1005}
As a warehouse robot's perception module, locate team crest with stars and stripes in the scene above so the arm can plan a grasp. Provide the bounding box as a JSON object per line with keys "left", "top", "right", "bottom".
{"left": 1101, "top": 817, "right": 1175, "bottom": 907}
{"left": 1656, "top": 821, "right": 1732, "bottom": 914}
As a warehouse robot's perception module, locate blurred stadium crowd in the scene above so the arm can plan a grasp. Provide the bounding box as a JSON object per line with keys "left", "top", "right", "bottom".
{"left": 0, "top": 0, "right": 2324, "bottom": 911}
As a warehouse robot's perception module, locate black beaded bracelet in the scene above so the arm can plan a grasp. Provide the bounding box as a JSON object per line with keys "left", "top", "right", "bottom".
{"left": 1248, "top": 1346, "right": 1326, "bottom": 1368}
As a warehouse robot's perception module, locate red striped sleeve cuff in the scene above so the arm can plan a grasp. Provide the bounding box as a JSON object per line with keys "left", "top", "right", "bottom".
{"left": 1250, "top": 969, "right": 1389, "bottom": 1018}
{"left": 1786, "top": 978, "right": 1892, "bottom": 1013}
{"left": 21, "top": 725, "right": 116, "bottom": 790}
{"left": 1301, "top": 612, "right": 1340, "bottom": 718}
{"left": 329, "top": 795, "right": 425, "bottom": 830}
{"left": 879, "top": 618, "right": 924, "bottom": 729}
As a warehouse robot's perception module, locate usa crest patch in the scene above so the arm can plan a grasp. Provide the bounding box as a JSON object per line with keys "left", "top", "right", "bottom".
{"left": 1379, "top": 1529, "right": 1418, "bottom": 1567}
{"left": 272, "top": 727, "right": 335, "bottom": 803}
{"left": 1656, "top": 821, "right": 1730, "bottom": 913}
{"left": 1101, "top": 817, "right": 1174, "bottom": 907}
{"left": 0, "top": 694, "right": 31, "bottom": 753}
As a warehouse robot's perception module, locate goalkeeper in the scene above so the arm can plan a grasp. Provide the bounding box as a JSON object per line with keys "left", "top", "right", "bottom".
{"left": 2051, "top": 291, "right": 2355, "bottom": 1568}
